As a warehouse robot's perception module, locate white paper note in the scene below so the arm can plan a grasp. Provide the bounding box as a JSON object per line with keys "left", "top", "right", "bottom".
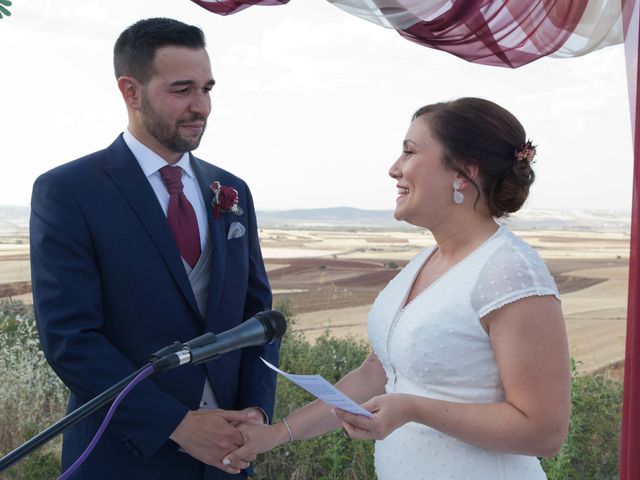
{"left": 261, "top": 357, "right": 374, "bottom": 417}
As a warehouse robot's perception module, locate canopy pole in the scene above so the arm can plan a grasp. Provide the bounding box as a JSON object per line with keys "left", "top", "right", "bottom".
{"left": 621, "top": 0, "right": 640, "bottom": 478}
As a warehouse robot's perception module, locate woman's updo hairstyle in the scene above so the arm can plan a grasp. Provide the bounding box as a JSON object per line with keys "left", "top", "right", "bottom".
{"left": 413, "top": 97, "right": 535, "bottom": 218}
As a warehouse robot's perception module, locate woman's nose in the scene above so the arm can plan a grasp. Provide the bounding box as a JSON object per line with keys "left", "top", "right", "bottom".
{"left": 389, "top": 158, "right": 402, "bottom": 179}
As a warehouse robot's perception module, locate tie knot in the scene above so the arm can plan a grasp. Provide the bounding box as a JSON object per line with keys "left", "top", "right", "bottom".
{"left": 160, "top": 166, "right": 184, "bottom": 195}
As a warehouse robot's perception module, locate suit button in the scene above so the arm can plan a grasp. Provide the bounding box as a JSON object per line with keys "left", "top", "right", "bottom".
{"left": 121, "top": 438, "right": 140, "bottom": 457}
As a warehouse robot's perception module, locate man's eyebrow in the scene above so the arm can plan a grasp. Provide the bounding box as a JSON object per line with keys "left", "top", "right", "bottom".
{"left": 169, "top": 79, "right": 216, "bottom": 87}
{"left": 403, "top": 139, "right": 416, "bottom": 147}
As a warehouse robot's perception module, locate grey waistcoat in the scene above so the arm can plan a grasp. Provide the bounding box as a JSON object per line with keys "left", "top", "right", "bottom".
{"left": 182, "top": 237, "right": 219, "bottom": 409}
{"left": 182, "top": 235, "right": 213, "bottom": 320}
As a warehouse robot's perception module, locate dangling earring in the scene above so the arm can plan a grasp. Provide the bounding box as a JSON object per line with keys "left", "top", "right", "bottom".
{"left": 452, "top": 179, "right": 464, "bottom": 205}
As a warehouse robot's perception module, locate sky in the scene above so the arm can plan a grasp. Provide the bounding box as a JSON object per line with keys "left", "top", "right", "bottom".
{"left": 0, "top": 0, "right": 634, "bottom": 212}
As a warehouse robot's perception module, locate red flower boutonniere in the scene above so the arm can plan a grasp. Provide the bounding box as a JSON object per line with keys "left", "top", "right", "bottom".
{"left": 210, "top": 181, "right": 243, "bottom": 220}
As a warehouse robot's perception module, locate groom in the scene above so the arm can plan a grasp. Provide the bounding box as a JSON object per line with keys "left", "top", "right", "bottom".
{"left": 30, "top": 18, "right": 278, "bottom": 479}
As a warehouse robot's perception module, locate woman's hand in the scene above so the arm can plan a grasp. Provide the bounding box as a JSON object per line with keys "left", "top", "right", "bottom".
{"left": 222, "top": 421, "right": 289, "bottom": 467}
{"left": 333, "top": 393, "right": 413, "bottom": 440}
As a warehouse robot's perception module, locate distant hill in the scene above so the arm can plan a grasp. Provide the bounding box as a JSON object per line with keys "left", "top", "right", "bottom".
{"left": 0, "top": 206, "right": 29, "bottom": 235}
{"left": 256, "top": 207, "right": 631, "bottom": 233}
{"left": 0, "top": 205, "right": 631, "bottom": 234}
{"left": 505, "top": 208, "right": 631, "bottom": 233}
{"left": 256, "top": 207, "right": 631, "bottom": 232}
{"left": 256, "top": 207, "right": 400, "bottom": 228}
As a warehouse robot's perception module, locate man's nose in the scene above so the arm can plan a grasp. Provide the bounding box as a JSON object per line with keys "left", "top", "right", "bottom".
{"left": 190, "top": 91, "right": 211, "bottom": 117}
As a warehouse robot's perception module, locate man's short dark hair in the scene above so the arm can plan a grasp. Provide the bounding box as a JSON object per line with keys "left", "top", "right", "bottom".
{"left": 114, "top": 17, "right": 206, "bottom": 83}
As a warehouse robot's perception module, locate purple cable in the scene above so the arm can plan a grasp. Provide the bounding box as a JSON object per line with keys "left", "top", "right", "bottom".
{"left": 59, "top": 364, "right": 156, "bottom": 480}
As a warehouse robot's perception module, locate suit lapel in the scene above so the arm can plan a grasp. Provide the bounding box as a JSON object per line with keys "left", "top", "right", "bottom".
{"left": 103, "top": 135, "right": 201, "bottom": 320}
{"left": 190, "top": 156, "right": 227, "bottom": 328}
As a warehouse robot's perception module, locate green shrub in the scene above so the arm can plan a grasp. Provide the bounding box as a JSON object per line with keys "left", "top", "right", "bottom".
{"left": 0, "top": 300, "right": 625, "bottom": 480}
{"left": 254, "top": 332, "right": 373, "bottom": 478}
{"left": 253, "top": 297, "right": 375, "bottom": 479}
{"left": 0, "top": 300, "right": 68, "bottom": 480}
{"left": 2, "top": 451, "right": 60, "bottom": 480}
{"left": 542, "top": 360, "right": 623, "bottom": 480}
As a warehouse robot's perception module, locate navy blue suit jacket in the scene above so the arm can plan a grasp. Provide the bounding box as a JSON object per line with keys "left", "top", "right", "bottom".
{"left": 30, "top": 135, "right": 279, "bottom": 479}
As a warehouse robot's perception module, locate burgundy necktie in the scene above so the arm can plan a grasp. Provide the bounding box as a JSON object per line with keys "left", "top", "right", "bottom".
{"left": 159, "top": 165, "right": 201, "bottom": 268}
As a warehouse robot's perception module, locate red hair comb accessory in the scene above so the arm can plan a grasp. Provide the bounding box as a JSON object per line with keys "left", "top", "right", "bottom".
{"left": 514, "top": 140, "right": 536, "bottom": 163}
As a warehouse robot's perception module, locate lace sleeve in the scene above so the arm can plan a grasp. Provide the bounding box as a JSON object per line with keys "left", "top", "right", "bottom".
{"left": 471, "top": 240, "right": 560, "bottom": 319}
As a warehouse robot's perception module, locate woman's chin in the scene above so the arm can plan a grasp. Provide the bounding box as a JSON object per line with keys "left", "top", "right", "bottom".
{"left": 393, "top": 209, "right": 423, "bottom": 229}
{"left": 393, "top": 196, "right": 410, "bottom": 220}
{"left": 392, "top": 209, "right": 404, "bottom": 221}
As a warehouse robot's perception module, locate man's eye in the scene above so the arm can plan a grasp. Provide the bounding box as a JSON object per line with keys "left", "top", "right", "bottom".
{"left": 403, "top": 150, "right": 413, "bottom": 155}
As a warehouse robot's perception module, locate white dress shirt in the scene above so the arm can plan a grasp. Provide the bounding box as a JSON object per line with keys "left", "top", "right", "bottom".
{"left": 123, "top": 129, "right": 209, "bottom": 251}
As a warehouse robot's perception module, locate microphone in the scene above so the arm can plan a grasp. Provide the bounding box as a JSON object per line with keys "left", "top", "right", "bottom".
{"left": 152, "top": 310, "right": 286, "bottom": 372}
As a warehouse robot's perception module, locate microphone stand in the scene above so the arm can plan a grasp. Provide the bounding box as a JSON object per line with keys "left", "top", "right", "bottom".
{"left": 0, "top": 341, "right": 186, "bottom": 473}
{"left": 0, "top": 308, "right": 285, "bottom": 473}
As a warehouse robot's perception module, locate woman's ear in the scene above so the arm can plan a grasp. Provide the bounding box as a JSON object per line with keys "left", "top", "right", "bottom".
{"left": 455, "top": 164, "right": 480, "bottom": 190}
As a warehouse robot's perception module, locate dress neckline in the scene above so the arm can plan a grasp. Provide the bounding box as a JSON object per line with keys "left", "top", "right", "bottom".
{"left": 399, "top": 224, "right": 505, "bottom": 312}
{"left": 384, "top": 224, "right": 506, "bottom": 389}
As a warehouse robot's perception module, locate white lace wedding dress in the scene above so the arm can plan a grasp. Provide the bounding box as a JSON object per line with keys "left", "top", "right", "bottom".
{"left": 367, "top": 225, "right": 560, "bottom": 480}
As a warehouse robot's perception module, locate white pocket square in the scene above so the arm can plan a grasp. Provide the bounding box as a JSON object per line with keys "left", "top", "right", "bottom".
{"left": 227, "top": 221, "right": 246, "bottom": 240}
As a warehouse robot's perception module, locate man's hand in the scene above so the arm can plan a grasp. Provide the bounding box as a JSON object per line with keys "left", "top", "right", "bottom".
{"left": 240, "top": 407, "right": 268, "bottom": 425}
{"left": 0, "top": 0, "right": 12, "bottom": 19}
{"left": 170, "top": 408, "right": 258, "bottom": 474}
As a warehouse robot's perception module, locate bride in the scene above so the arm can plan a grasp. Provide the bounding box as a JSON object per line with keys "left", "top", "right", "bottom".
{"left": 223, "top": 97, "right": 570, "bottom": 479}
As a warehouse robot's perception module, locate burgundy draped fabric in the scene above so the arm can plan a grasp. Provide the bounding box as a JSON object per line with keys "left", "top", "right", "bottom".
{"left": 397, "top": 1, "right": 589, "bottom": 68}
{"left": 189, "top": 0, "right": 638, "bottom": 478}
{"left": 621, "top": 2, "right": 640, "bottom": 478}
{"left": 190, "top": 0, "right": 289, "bottom": 16}
{"left": 191, "top": 0, "right": 625, "bottom": 68}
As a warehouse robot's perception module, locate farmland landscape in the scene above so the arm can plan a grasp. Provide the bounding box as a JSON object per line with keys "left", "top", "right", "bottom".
{"left": 0, "top": 206, "right": 631, "bottom": 376}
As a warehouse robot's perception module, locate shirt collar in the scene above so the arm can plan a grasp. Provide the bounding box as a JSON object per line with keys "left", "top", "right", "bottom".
{"left": 123, "top": 129, "right": 196, "bottom": 180}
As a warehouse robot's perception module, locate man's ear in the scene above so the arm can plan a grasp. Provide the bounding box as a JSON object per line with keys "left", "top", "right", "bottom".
{"left": 117, "top": 76, "right": 143, "bottom": 110}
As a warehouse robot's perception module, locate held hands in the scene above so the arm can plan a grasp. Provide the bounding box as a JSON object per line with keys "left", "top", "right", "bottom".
{"left": 223, "top": 421, "right": 290, "bottom": 467}
{"left": 170, "top": 408, "right": 261, "bottom": 475}
{"left": 333, "top": 393, "right": 412, "bottom": 441}
{"left": 197, "top": 394, "right": 413, "bottom": 470}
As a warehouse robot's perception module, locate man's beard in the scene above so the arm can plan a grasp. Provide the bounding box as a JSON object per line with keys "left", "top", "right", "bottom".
{"left": 140, "top": 94, "right": 207, "bottom": 153}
